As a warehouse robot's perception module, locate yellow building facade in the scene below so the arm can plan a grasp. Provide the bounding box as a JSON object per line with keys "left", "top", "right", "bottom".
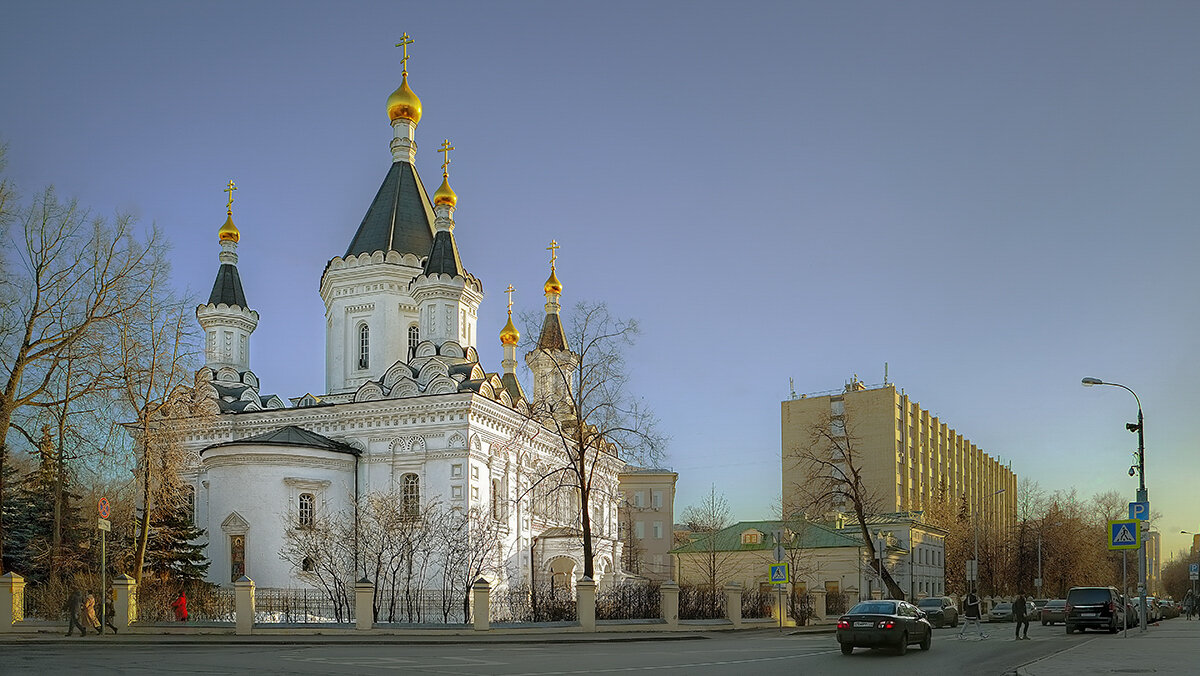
{"left": 781, "top": 379, "right": 1017, "bottom": 538}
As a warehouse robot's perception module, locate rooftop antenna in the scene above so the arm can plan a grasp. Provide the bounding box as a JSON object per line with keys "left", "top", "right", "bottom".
{"left": 789, "top": 377, "right": 797, "bottom": 400}
{"left": 884, "top": 362, "right": 889, "bottom": 385}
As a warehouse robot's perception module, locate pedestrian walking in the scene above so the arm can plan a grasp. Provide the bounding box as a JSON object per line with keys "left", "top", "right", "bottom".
{"left": 171, "top": 590, "right": 188, "bottom": 622}
{"left": 102, "top": 589, "right": 118, "bottom": 634}
{"left": 959, "top": 589, "right": 987, "bottom": 639}
{"left": 64, "top": 590, "right": 87, "bottom": 637}
{"left": 1013, "top": 592, "right": 1030, "bottom": 640}
{"left": 1183, "top": 590, "right": 1195, "bottom": 621}
{"left": 82, "top": 593, "right": 101, "bottom": 634}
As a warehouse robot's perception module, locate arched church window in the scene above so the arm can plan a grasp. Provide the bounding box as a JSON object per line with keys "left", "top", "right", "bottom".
{"left": 298, "top": 493, "right": 315, "bottom": 528}
{"left": 401, "top": 474, "right": 420, "bottom": 516}
{"left": 358, "top": 324, "right": 370, "bottom": 370}
{"left": 408, "top": 325, "right": 420, "bottom": 359}
{"left": 301, "top": 556, "right": 314, "bottom": 572}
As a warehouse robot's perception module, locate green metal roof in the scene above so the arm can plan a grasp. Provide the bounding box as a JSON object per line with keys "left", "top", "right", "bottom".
{"left": 670, "top": 519, "right": 863, "bottom": 555}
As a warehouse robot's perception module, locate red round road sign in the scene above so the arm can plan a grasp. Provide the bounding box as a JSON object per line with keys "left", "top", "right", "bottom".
{"left": 98, "top": 497, "right": 110, "bottom": 519}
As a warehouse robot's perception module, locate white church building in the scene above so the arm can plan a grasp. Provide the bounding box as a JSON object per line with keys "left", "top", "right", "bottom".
{"left": 175, "top": 50, "right": 627, "bottom": 591}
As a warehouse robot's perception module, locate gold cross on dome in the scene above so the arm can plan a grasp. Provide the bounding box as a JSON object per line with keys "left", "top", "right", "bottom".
{"left": 224, "top": 180, "right": 237, "bottom": 212}
{"left": 505, "top": 284, "right": 515, "bottom": 312}
{"left": 439, "top": 139, "right": 455, "bottom": 174}
{"left": 396, "top": 33, "right": 414, "bottom": 73}
{"left": 547, "top": 239, "right": 560, "bottom": 266}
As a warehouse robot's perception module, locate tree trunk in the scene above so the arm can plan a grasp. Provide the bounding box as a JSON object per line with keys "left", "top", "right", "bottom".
{"left": 132, "top": 432, "right": 152, "bottom": 584}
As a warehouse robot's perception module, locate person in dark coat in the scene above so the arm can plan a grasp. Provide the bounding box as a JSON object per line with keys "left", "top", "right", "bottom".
{"left": 171, "top": 591, "right": 188, "bottom": 622}
{"left": 64, "top": 590, "right": 87, "bottom": 637}
{"left": 959, "top": 588, "right": 987, "bottom": 638}
{"left": 1014, "top": 592, "right": 1030, "bottom": 640}
{"left": 102, "top": 589, "right": 118, "bottom": 634}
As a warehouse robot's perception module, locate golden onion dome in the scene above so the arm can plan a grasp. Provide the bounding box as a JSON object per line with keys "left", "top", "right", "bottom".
{"left": 218, "top": 213, "right": 240, "bottom": 243}
{"left": 387, "top": 73, "right": 422, "bottom": 124}
{"left": 433, "top": 173, "right": 457, "bottom": 207}
{"left": 499, "top": 313, "right": 520, "bottom": 346}
{"left": 544, "top": 267, "right": 562, "bottom": 295}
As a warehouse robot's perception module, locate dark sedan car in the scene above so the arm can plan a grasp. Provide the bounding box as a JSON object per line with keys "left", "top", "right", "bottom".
{"left": 837, "top": 600, "right": 933, "bottom": 655}
{"left": 917, "top": 596, "right": 959, "bottom": 628}
{"left": 1040, "top": 599, "right": 1067, "bottom": 625}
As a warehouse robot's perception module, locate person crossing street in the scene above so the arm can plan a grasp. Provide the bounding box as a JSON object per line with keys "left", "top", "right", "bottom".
{"left": 959, "top": 588, "right": 988, "bottom": 639}
{"left": 1013, "top": 591, "right": 1030, "bottom": 640}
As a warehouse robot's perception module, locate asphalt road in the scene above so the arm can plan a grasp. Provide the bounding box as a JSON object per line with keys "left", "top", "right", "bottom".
{"left": 0, "top": 623, "right": 1114, "bottom": 675}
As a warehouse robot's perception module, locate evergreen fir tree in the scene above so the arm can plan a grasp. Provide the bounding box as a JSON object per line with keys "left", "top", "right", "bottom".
{"left": 143, "top": 487, "right": 209, "bottom": 582}
{"left": 5, "top": 427, "right": 90, "bottom": 582}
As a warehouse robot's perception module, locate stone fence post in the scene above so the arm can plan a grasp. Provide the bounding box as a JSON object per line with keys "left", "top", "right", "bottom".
{"left": 111, "top": 574, "right": 136, "bottom": 631}
{"left": 810, "top": 588, "right": 827, "bottom": 623}
{"left": 661, "top": 581, "right": 679, "bottom": 628}
{"left": 234, "top": 576, "right": 255, "bottom": 636}
{"left": 576, "top": 577, "right": 596, "bottom": 632}
{"left": 724, "top": 583, "right": 742, "bottom": 629}
{"left": 355, "top": 578, "right": 374, "bottom": 630}
{"left": 472, "top": 578, "right": 491, "bottom": 631}
{"left": 1, "top": 572, "right": 25, "bottom": 631}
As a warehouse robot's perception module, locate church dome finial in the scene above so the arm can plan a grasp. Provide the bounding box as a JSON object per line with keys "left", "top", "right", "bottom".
{"left": 218, "top": 179, "right": 240, "bottom": 243}
{"left": 500, "top": 284, "right": 520, "bottom": 346}
{"left": 543, "top": 240, "right": 562, "bottom": 296}
{"left": 433, "top": 139, "right": 457, "bottom": 207}
{"left": 387, "top": 34, "right": 422, "bottom": 124}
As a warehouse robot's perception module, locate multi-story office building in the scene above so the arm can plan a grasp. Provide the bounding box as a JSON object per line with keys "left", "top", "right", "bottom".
{"left": 618, "top": 468, "right": 678, "bottom": 582}
{"left": 781, "top": 378, "right": 1017, "bottom": 538}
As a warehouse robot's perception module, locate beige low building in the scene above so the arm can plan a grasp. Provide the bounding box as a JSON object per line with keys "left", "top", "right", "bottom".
{"left": 670, "top": 519, "right": 864, "bottom": 602}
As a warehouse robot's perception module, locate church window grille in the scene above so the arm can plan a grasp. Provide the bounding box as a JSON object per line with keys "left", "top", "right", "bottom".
{"left": 408, "top": 325, "right": 420, "bottom": 358}
{"left": 401, "top": 474, "right": 420, "bottom": 515}
{"left": 358, "top": 324, "right": 370, "bottom": 370}
{"left": 298, "top": 493, "right": 315, "bottom": 528}
{"left": 301, "top": 556, "right": 314, "bottom": 572}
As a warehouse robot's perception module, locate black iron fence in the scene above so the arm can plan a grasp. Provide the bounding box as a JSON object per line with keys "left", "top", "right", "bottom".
{"left": 742, "top": 588, "right": 774, "bottom": 620}
{"left": 490, "top": 583, "right": 577, "bottom": 623}
{"left": 254, "top": 587, "right": 352, "bottom": 624}
{"left": 596, "top": 581, "right": 661, "bottom": 621}
{"left": 826, "top": 591, "right": 851, "bottom": 616}
{"left": 678, "top": 585, "right": 726, "bottom": 620}
{"left": 134, "top": 579, "right": 234, "bottom": 623}
{"left": 788, "top": 591, "right": 813, "bottom": 625}
{"left": 374, "top": 589, "right": 466, "bottom": 624}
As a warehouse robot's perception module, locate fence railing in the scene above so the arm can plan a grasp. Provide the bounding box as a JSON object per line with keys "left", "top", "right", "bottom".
{"left": 679, "top": 585, "right": 726, "bottom": 620}
{"left": 788, "top": 591, "right": 813, "bottom": 624}
{"left": 374, "top": 589, "right": 466, "bottom": 624}
{"left": 134, "top": 581, "right": 235, "bottom": 623}
{"left": 490, "top": 583, "right": 577, "bottom": 623}
{"left": 254, "top": 587, "right": 352, "bottom": 624}
{"left": 742, "top": 589, "right": 774, "bottom": 620}
{"left": 826, "top": 592, "right": 851, "bottom": 616}
{"left": 597, "top": 581, "right": 661, "bottom": 621}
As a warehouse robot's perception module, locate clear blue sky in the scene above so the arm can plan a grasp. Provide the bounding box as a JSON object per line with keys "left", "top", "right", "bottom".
{"left": 3, "top": 2, "right": 1197, "bottom": 557}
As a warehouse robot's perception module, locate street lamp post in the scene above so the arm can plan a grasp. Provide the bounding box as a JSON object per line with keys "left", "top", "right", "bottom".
{"left": 1183, "top": 531, "right": 1198, "bottom": 609}
{"left": 1082, "top": 377, "right": 1147, "bottom": 632}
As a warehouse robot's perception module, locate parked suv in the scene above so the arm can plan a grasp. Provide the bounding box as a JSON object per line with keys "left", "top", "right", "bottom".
{"left": 1065, "top": 586, "right": 1125, "bottom": 634}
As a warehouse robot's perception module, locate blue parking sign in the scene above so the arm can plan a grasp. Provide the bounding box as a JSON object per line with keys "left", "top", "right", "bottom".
{"left": 1128, "top": 501, "right": 1150, "bottom": 521}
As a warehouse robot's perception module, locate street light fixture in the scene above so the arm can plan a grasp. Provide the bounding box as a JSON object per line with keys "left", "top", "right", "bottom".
{"left": 1183, "top": 531, "right": 1198, "bottom": 606}
{"left": 1081, "top": 376, "right": 1148, "bottom": 632}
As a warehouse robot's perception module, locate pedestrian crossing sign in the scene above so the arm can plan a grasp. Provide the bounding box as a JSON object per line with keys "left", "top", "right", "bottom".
{"left": 1107, "top": 519, "right": 1140, "bottom": 550}
{"left": 769, "top": 563, "right": 790, "bottom": 584}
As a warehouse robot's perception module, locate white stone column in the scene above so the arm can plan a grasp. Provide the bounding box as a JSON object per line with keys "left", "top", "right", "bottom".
{"left": 234, "top": 576, "right": 255, "bottom": 636}
{"left": 472, "top": 578, "right": 491, "bottom": 631}
{"left": 355, "top": 578, "right": 374, "bottom": 630}
{"left": 576, "top": 577, "right": 596, "bottom": 632}
{"left": 724, "top": 583, "right": 742, "bottom": 628}
{"left": 0, "top": 572, "right": 25, "bottom": 631}
{"left": 811, "top": 588, "right": 828, "bottom": 623}
{"left": 661, "top": 581, "right": 679, "bottom": 628}
{"left": 111, "top": 574, "right": 136, "bottom": 631}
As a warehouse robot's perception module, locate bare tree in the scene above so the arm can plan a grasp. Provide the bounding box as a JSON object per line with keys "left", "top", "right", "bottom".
{"left": 786, "top": 409, "right": 905, "bottom": 599}
{"left": 111, "top": 273, "right": 200, "bottom": 584}
{"left": 435, "top": 505, "right": 503, "bottom": 623}
{"left": 677, "top": 484, "right": 737, "bottom": 589}
{"left": 0, "top": 182, "right": 159, "bottom": 572}
{"left": 279, "top": 506, "right": 355, "bottom": 622}
{"left": 521, "top": 301, "right": 665, "bottom": 581}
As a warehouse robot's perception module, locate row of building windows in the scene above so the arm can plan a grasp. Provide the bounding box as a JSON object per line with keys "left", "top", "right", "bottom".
{"left": 356, "top": 324, "right": 423, "bottom": 370}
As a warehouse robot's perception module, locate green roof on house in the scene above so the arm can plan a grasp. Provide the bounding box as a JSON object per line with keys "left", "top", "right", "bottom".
{"left": 670, "top": 519, "right": 863, "bottom": 555}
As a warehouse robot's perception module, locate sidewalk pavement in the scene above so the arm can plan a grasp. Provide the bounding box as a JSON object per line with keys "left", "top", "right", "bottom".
{"left": 0, "top": 624, "right": 833, "bottom": 646}
{"left": 1018, "top": 619, "right": 1200, "bottom": 676}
